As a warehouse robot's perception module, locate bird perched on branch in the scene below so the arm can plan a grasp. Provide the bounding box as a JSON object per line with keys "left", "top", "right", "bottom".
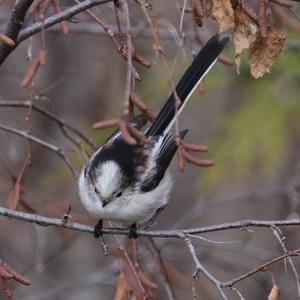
{"left": 78, "top": 34, "right": 229, "bottom": 238}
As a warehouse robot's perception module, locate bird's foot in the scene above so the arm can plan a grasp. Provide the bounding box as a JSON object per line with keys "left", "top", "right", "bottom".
{"left": 94, "top": 219, "right": 108, "bottom": 255}
{"left": 129, "top": 223, "right": 138, "bottom": 239}
{"left": 94, "top": 219, "right": 103, "bottom": 238}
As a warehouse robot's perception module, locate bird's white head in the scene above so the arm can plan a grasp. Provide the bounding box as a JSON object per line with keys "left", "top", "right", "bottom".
{"left": 93, "top": 160, "right": 124, "bottom": 207}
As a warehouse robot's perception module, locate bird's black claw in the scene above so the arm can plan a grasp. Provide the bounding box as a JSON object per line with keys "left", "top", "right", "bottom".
{"left": 94, "top": 219, "right": 103, "bottom": 238}
{"left": 129, "top": 223, "right": 138, "bottom": 239}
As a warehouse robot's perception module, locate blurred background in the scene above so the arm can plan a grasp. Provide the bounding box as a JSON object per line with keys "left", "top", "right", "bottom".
{"left": 0, "top": 0, "right": 300, "bottom": 299}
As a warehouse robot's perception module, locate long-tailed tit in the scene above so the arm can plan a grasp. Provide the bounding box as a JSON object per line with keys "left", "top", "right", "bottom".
{"left": 78, "top": 35, "right": 229, "bottom": 237}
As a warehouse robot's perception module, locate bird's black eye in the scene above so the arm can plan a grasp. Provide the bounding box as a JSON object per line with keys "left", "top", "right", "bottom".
{"left": 94, "top": 188, "right": 99, "bottom": 194}
{"left": 116, "top": 191, "right": 122, "bottom": 198}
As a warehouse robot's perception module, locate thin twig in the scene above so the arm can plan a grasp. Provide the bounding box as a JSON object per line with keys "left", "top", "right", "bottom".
{"left": 0, "top": 100, "right": 97, "bottom": 150}
{"left": 184, "top": 235, "right": 228, "bottom": 300}
{"left": 147, "top": 237, "right": 177, "bottom": 300}
{"left": 271, "top": 226, "right": 300, "bottom": 298}
{"left": 223, "top": 249, "right": 300, "bottom": 287}
{"left": 121, "top": 0, "right": 133, "bottom": 113}
{"left": 0, "top": 124, "right": 78, "bottom": 178}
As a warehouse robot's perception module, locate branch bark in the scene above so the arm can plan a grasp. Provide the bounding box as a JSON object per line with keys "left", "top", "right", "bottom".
{"left": 0, "top": 0, "right": 34, "bottom": 65}
{"left": 0, "top": 0, "right": 114, "bottom": 65}
{"left": 1, "top": 206, "right": 300, "bottom": 237}
{"left": 1, "top": 207, "right": 300, "bottom": 298}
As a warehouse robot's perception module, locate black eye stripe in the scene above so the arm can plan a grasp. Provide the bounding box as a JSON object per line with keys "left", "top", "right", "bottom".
{"left": 94, "top": 188, "right": 99, "bottom": 194}
{"left": 116, "top": 191, "right": 122, "bottom": 197}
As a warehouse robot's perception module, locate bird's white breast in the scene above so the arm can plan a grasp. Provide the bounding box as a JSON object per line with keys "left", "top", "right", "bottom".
{"left": 78, "top": 169, "right": 172, "bottom": 224}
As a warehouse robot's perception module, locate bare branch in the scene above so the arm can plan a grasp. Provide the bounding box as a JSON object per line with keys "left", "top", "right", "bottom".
{"left": 1, "top": 206, "right": 300, "bottom": 237}
{"left": 0, "top": 100, "right": 97, "bottom": 150}
{"left": 18, "top": 0, "right": 114, "bottom": 43}
{"left": 0, "top": 123, "right": 78, "bottom": 178}
{"left": 0, "top": 0, "right": 114, "bottom": 64}
{"left": 271, "top": 226, "right": 300, "bottom": 297}
{"left": 0, "top": 0, "right": 34, "bottom": 65}
{"left": 223, "top": 249, "right": 300, "bottom": 287}
{"left": 184, "top": 235, "right": 228, "bottom": 300}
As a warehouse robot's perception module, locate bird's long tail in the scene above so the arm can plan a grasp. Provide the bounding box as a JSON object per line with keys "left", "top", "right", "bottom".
{"left": 145, "top": 34, "right": 229, "bottom": 137}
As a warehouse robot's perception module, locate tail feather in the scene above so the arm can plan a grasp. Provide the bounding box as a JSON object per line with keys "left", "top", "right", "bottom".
{"left": 145, "top": 35, "right": 229, "bottom": 137}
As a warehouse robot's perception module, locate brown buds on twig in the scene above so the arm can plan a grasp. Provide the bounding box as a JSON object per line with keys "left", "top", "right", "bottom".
{"left": 192, "top": 0, "right": 205, "bottom": 27}
{"left": 176, "top": 138, "right": 214, "bottom": 172}
{"left": 93, "top": 91, "right": 156, "bottom": 145}
{"left": 198, "top": 80, "right": 205, "bottom": 95}
{"left": 130, "top": 92, "right": 155, "bottom": 122}
{"left": 0, "top": 260, "right": 30, "bottom": 299}
{"left": 119, "top": 119, "right": 137, "bottom": 145}
{"left": 51, "top": 0, "right": 69, "bottom": 35}
{"left": 258, "top": 0, "right": 268, "bottom": 38}
{"left": 128, "top": 126, "right": 150, "bottom": 144}
{"left": 22, "top": 50, "right": 46, "bottom": 88}
{"left": 0, "top": 34, "right": 15, "bottom": 47}
{"left": 239, "top": 0, "right": 258, "bottom": 23}
{"left": 29, "top": 0, "right": 46, "bottom": 14}
{"left": 218, "top": 54, "right": 234, "bottom": 66}
{"left": 93, "top": 118, "right": 141, "bottom": 145}
{"left": 119, "top": 44, "right": 151, "bottom": 68}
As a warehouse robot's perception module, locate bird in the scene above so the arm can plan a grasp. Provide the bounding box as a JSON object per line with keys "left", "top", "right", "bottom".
{"left": 78, "top": 34, "right": 229, "bottom": 238}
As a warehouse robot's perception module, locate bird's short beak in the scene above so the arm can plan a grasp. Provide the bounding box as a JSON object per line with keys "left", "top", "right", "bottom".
{"left": 102, "top": 200, "right": 109, "bottom": 208}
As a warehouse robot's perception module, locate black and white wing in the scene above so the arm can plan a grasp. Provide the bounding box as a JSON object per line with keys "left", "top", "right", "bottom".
{"left": 140, "top": 130, "right": 188, "bottom": 192}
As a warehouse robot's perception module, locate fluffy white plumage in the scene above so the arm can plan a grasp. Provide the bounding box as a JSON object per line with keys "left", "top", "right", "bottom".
{"left": 78, "top": 164, "right": 172, "bottom": 224}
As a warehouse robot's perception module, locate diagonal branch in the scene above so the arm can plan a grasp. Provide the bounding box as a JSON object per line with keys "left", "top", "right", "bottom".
{"left": 0, "top": 123, "right": 78, "bottom": 178}
{"left": 0, "top": 0, "right": 114, "bottom": 65}
{"left": 0, "top": 0, "right": 34, "bottom": 65}
{"left": 19, "top": 0, "right": 114, "bottom": 43}
{"left": 0, "top": 100, "right": 97, "bottom": 150}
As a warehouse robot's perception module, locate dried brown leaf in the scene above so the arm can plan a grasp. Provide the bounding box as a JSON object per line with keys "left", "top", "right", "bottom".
{"left": 233, "top": 7, "right": 257, "bottom": 73}
{"left": 268, "top": 284, "right": 280, "bottom": 300}
{"left": 249, "top": 26, "right": 286, "bottom": 78}
{"left": 211, "top": 0, "right": 234, "bottom": 33}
